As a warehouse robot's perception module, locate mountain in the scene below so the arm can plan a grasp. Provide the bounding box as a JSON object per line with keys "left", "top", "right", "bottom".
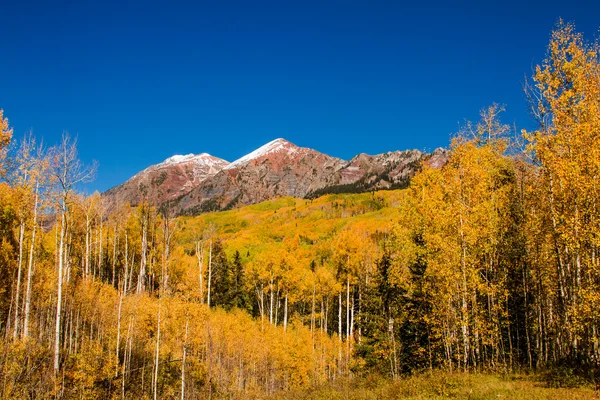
{"left": 172, "top": 139, "right": 347, "bottom": 214}
{"left": 103, "top": 153, "right": 229, "bottom": 211}
{"left": 307, "top": 148, "right": 449, "bottom": 197}
{"left": 102, "top": 139, "right": 448, "bottom": 215}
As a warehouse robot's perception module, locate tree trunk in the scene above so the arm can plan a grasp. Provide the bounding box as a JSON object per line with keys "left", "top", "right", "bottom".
{"left": 197, "top": 241, "right": 204, "bottom": 303}
{"left": 325, "top": 296, "right": 328, "bottom": 335}
{"left": 259, "top": 284, "right": 265, "bottom": 330}
{"left": 338, "top": 291, "right": 342, "bottom": 375}
{"left": 284, "top": 291, "right": 288, "bottom": 332}
{"left": 162, "top": 216, "right": 171, "bottom": 294}
{"left": 124, "top": 233, "right": 129, "bottom": 294}
{"left": 23, "top": 182, "right": 39, "bottom": 339}
{"left": 207, "top": 240, "right": 213, "bottom": 307}
{"left": 269, "top": 271, "right": 274, "bottom": 325}
{"left": 350, "top": 293, "right": 354, "bottom": 339}
{"left": 459, "top": 211, "right": 470, "bottom": 370}
{"left": 153, "top": 304, "right": 161, "bottom": 400}
{"left": 346, "top": 277, "right": 350, "bottom": 339}
{"left": 311, "top": 283, "right": 316, "bottom": 345}
{"left": 122, "top": 315, "right": 134, "bottom": 399}
{"left": 85, "top": 213, "right": 90, "bottom": 279}
{"left": 13, "top": 221, "right": 25, "bottom": 339}
{"left": 181, "top": 317, "right": 189, "bottom": 400}
{"left": 138, "top": 214, "right": 148, "bottom": 294}
{"left": 116, "top": 293, "right": 123, "bottom": 377}
{"left": 320, "top": 297, "right": 324, "bottom": 333}
{"left": 112, "top": 224, "right": 118, "bottom": 286}
{"left": 98, "top": 216, "right": 104, "bottom": 280}
{"left": 358, "top": 287, "right": 362, "bottom": 343}
{"left": 275, "top": 286, "right": 280, "bottom": 326}
{"left": 54, "top": 204, "right": 67, "bottom": 374}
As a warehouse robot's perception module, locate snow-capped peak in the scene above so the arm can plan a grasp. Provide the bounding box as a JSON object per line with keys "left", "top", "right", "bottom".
{"left": 131, "top": 153, "right": 229, "bottom": 180}
{"left": 157, "top": 152, "right": 230, "bottom": 168}
{"left": 163, "top": 154, "right": 197, "bottom": 165}
{"left": 225, "top": 138, "right": 298, "bottom": 169}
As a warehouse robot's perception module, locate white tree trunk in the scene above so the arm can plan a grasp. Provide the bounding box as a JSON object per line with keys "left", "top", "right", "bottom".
{"left": 112, "top": 224, "right": 118, "bottom": 286}
{"left": 153, "top": 304, "right": 161, "bottom": 400}
{"left": 284, "top": 291, "right": 288, "bottom": 332}
{"left": 346, "top": 277, "right": 350, "bottom": 339}
{"left": 269, "top": 273, "right": 274, "bottom": 325}
{"left": 339, "top": 291, "right": 343, "bottom": 339}
{"left": 197, "top": 241, "right": 204, "bottom": 303}
{"left": 13, "top": 221, "right": 25, "bottom": 339}
{"left": 181, "top": 317, "right": 188, "bottom": 400}
{"left": 124, "top": 233, "right": 129, "bottom": 294}
{"left": 54, "top": 206, "right": 66, "bottom": 373}
{"left": 138, "top": 217, "right": 148, "bottom": 294}
{"left": 98, "top": 216, "right": 103, "bottom": 279}
{"left": 116, "top": 293, "right": 123, "bottom": 377}
{"left": 23, "top": 183, "right": 39, "bottom": 339}
{"left": 207, "top": 240, "right": 213, "bottom": 307}
{"left": 85, "top": 213, "right": 90, "bottom": 278}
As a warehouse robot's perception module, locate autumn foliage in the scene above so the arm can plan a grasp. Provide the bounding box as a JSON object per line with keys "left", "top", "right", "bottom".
{"left": 0, "top": 21, "right": 599, "bottom": 398}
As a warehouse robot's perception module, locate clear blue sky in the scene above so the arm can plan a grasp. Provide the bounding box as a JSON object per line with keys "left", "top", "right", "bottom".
{"left": 1, "top": 0, "right": 598, "bottom": 193}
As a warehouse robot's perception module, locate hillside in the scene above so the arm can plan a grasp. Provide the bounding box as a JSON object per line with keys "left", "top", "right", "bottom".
{"left": 178, "top": 190, "right": 402, "bottom": 259}
{"left": 103, "top": 152, "right": 229, "bottom": 211}
{"left": 102, "top": 138, "right": 447, "bottom": 215}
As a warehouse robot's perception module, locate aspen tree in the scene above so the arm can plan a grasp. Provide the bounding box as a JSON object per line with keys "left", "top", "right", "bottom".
{"left": 22, "top": 137, "right": 48, "bottom": 339}
{"left": 49, "top": 133, "right": 96, "bottom": 374}
{"left": 524, "top": 21, "right": 600, "bottom": 362}
{"left": 10, "top": 135, "right": 43, "bottom": 339}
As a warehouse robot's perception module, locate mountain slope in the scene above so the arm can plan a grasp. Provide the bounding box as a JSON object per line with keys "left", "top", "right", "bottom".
{"left": 173, "top": 139, "right": 347, "bottom": 214}
{"left": 103, "top": 153, "right": 229, "bottom": 211}
{"left": 103, "top": 138, "right": 449, "bottom": 215}
{"left": 307, "top": 148, "right": 449, "bottom": 197}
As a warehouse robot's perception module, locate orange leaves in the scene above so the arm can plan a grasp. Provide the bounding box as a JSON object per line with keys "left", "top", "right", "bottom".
{"left": 522, "top": 21, "right": 600, "bottom": 354}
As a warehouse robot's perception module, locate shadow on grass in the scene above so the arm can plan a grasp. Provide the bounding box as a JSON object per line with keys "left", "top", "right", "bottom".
{"left": 267, "top": 370, "right": 597, "bottom": 400}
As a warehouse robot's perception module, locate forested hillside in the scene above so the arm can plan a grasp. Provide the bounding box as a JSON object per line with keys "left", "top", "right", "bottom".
{"left": 0, "top": 21, "right": 599, "bottom": 399}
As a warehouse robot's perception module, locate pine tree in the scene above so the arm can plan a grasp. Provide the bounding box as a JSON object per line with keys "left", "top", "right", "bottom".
{"left": 355, "top": 246, "right": 401, "bottom": 377}
{"left": 397, "top": 231, "right": 435, "bottom": 372}
{"left": 210, "top": 240, "right": 231, "bottom": 308}
{"left": 229, "top": 250, "right": 250, "bottom": 311}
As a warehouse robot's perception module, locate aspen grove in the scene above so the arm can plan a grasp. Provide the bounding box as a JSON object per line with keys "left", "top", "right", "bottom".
{"left": 0, "top": 21, "right": 599, "bottom": 398}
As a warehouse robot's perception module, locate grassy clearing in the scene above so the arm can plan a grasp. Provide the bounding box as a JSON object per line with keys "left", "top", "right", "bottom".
{"left": 268, "top": 372, "right": 597, "bottom": 400}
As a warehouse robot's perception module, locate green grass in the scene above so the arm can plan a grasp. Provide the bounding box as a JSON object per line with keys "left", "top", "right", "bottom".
{"left": 267, "top": 372, "right": 596, "bottom": 400}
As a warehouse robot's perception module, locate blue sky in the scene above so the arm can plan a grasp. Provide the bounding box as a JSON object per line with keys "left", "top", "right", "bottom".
{"left": 1, "top": 0, "right": 599, "bottom": 193}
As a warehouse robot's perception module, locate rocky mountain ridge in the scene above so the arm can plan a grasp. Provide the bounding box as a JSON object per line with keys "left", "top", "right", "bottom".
{"left": 103, "top": 138, "right": 448, "bottom": 215}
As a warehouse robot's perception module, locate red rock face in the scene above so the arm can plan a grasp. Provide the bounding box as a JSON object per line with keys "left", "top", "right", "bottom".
{"left": 327, "top": 150, "right": 425, "bottom": 188}
{"left": 103, "top": 139, "right": 449, "bottom": 215}
{"left": 425, "top": 148, "right": 449, "bottom": 169}
{"left": 308, "top": 148, "right": 449, "bottom": 196}
{"left": 173, "top": 139, "right": 347, "bottom": 214}
{"left": 103, "top": 153, "right": 229, "bottom": 211}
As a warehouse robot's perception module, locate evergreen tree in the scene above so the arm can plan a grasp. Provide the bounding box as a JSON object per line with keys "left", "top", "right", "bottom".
{"left": 355, "top": 245, "right": 402, "bottom": 377}
{"left": 229, "top": 250, "right": 250, "bottom": 311}
{"left": 210, "top": 240, "right": 231, "bottom": 307}
{"left": 397, "top": 231, "right": 435, "bottom": 372}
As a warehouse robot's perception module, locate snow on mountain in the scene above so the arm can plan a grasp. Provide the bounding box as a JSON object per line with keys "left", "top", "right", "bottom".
{"left": 104, "top": 138, "right": 449, "bottom": 215}
{"left": 152, "top": 153, "right": 227, "bottom": 170}
{"left": 225, "top": 138, "right": 299, "bottom": 169}
{"left": 131, "top": 153, "right": 229, "bottom": 180}
{"left": 162, "top": 154, "right": 198, "bottom": 165}
{"left": 104, "top": 152, "right": 230, "bottom": 212}
{"left": 172, "top": 138, "right": 348, "bottom": 213}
